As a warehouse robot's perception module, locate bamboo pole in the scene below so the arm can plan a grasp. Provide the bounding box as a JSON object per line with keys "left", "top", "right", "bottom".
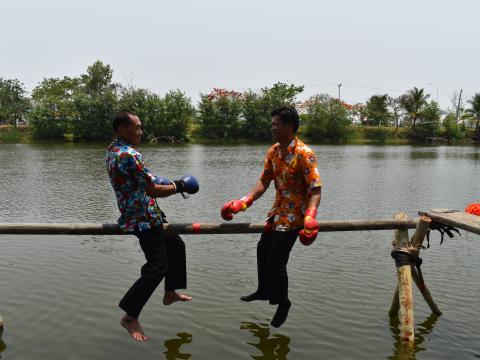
{"left": 409, "top": 216, "right": 442, "bottom": 315}
{"left": 397, "top": 260, "right": 414, "bottom": 342}
{"left": 391, "top": 213, "right": 410, "bottom": 250}
{"left": 0, "top": 219, "right": 418, "bottom": 235}
{"left": 411, "top": 267, "right": 442, "bottom": 315}
{"left": 389, "top": 213, "right": 410, "bottom": 317}
{"left": 394, "top": 215, "right": 434, "bottom": 342}
{"left": 390, "top": 212, "right": 415, "bottom": 342}
{"left": 390, "top": 214, "right": 441, "bottom": 341}
{"left": 410, "top": 216, "right": 432, "bottom": 249}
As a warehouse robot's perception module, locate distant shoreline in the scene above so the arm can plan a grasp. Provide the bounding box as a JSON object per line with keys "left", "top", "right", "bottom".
{"left": 0, "top": 125, "right": 478, "bottom": 146}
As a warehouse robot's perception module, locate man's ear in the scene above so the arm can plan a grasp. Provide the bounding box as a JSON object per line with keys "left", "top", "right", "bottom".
{"left": 288, "top": 122, "right": 295, "bottom": 133}
{"left": 117, "top": 124, "right": 127, "bottom": 136}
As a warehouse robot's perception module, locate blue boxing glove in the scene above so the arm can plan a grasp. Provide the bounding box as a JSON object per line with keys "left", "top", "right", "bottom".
{"left": 172, "top": 175, "right": 199, "bottom": 196}
{"left": 153, "top": 176, "right": 172, "bottom": 185}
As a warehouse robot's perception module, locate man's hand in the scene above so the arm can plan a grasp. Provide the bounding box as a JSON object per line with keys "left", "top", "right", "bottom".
{"left": 299, "top": 207, "right": 319, "bottom": 246}
{"left": 221, "top": 195, "right": 254, "bottom": 221}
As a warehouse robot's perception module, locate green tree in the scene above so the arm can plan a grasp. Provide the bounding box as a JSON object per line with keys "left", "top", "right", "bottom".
{"left": 119, "top": 87, "right": 193, "bottom": 141}
{"left": 387, "top": 96, "right": 404, "bottom": 128}
{"left": 0, "top": 78, "right": 30, "bottom": 127}
{"left": 303, "top": 94, "right": 353, "bottom": 141}
{"left": 241, "top": 90, "right": 268, "bottom": 139}
{"left": 463, "top": 93, "right": 480, "bottom": 141}
{"left": 72, "top": 61, "right": 118, "bottom": 140}
{"left": 441, "top": 112, "right": 463, "bottom": 141}
{"left": 261, "top": 82, "right": 304, "bottom": 108}
{"left": 365, "top": 94, "right": 391, "bottom": 127}
{"left": 400, "top": 87, "right": 430, "bottom": 128}
{"left": 241, "top": 82, "right": 304, "bottom": 139}
{"left": 197, "top": 89, "right": 243, "bottom": 139}
{"left": 118, "top": 86, "right": 163, "bottom": 139}
{"left": 29, "top": 76, "right": 80, "bottom": 139}
{"left": 410, "top": 101, "right": 441, "bottom": 140}
{"left": 162, "top": 90, "right": 194, "bottom": 141}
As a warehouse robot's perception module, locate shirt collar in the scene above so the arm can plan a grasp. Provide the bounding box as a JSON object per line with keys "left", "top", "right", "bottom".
{"left": 115, "top": 138, "right": 133, "bottom": 148}
{"left": 286, "top": 137, "right": 297, "bottom": 153}
{"left": 277, "top": 137, "right": 297, "bottom": 158}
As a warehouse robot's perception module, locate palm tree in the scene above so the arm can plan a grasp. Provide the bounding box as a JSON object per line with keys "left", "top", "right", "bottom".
{"left": 365, "top": 94, "right": 390, "bottom": 127}
{"left": 400, "top": 87, "right": 430, "bottom": 128}
{"left": 464, "top": 93, "right": 480, "bottom": 140}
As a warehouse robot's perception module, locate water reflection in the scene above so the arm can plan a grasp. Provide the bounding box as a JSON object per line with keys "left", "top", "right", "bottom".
{"left": 163, "top": 332, "right": 192, "bottom": 360}
{"left": 367, "top": 152, "right": 388, "bottom": 160}
{"left": 409, "top": 151, "right": 439, "bottom": 160}
{"left": 444, "top": 151, "right": 480, "bottom": 160}
{"left": 388, "top": 313, "right": 440, "bottom": 360}
{"left": 241, "top": 322, "right": 290, "bottom": 360}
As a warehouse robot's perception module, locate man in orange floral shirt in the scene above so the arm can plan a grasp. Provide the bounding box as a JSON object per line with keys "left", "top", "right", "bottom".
{"left": 221, "top": 106, "right": 321, "bottom": 328}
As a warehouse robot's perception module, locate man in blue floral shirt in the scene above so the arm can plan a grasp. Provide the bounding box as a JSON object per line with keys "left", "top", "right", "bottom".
{"left": 107, "top": 111, "right": 193, "bottom": 342}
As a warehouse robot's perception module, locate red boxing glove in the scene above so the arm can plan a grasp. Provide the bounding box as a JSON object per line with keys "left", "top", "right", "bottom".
{"left": 221, "top": 195, "right": 254, "bottom": 221}
{"left": 221, "top": 202, "right": 233, "bottom": 220}
{"left": 299, "top": 207, "right": 319, "bottom": 246}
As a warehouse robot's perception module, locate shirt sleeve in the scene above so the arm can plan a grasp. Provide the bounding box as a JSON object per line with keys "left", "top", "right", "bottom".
{"left": 301, "top": 149, "right": 322, "bottom": 189}
{"left": 259, "top": 147, "right": 274, "bottom": 185}
{"left": 120, "top": 151, "right": 155, "bottom": 188}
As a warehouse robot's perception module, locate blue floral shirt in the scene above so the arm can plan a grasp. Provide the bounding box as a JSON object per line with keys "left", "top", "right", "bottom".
{"left": 106, "top": 139, "right": 162, "bottom": 232}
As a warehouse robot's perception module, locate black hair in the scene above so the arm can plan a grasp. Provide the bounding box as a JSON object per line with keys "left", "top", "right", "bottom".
{"left": 112, "top": 111, "right": 136, "bottom": 131}
{"left": 271, "top": 106, "right": 299, "bottom": 133}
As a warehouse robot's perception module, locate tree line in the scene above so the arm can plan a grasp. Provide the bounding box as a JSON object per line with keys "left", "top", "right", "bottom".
{"left": 0, "top": 60, "right": 479, "bottom": 143}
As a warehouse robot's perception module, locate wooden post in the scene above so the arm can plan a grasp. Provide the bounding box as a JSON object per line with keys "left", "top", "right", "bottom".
{"left": 411, "top": 267, "right": 442, "bottom": 315}
{"left": 390, "top": 213, "right": 410, "bottom": 316}
{"left": 410, "top": 215, "right": 432, "bottom": 249}
{"left": 390, "top": 214, "right": 441, "bottom": 340}
{"left": 391, "top": 212, "right": 415, "bottom": 342}
{"left": 409, "top": 215, "right": 442, "bottom": 315}
{"left": 397, "top": 257, "right": 415, "bottom": 342}
{"left": 391, "top": 214, "right": 438, "bottom": 342}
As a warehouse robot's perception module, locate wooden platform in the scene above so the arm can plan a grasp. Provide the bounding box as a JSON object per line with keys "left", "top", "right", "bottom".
{"left": 419, "top": 209, "right": 480, "bottom": 236}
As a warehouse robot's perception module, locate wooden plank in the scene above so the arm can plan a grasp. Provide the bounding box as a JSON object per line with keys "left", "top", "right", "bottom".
{"left": 419, "top": 209, "right": 480, "bottom": 236}
{"left": 0, "top": 219, "right": 418, "bottom": 235}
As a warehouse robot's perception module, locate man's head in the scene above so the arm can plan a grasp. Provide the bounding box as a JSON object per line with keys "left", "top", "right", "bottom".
{"left": 113, "top": 111, "right": 143, "bottom": 146}
{"left": 271, "top": 106, "right": 299, "bottom": 143}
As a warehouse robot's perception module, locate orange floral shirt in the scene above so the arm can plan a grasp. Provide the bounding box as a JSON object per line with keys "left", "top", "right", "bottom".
{"left": 260, "top": 137, "right": 322, "bottom": 231}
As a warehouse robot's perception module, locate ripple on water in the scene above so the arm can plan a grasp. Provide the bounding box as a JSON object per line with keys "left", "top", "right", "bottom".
{"left": 0, "top": 144, "right": 479, "bottom": 359}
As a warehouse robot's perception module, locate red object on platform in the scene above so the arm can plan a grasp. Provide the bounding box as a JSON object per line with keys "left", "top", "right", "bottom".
{"left": 465, "top": 203, "right": 480, "bottom": 216}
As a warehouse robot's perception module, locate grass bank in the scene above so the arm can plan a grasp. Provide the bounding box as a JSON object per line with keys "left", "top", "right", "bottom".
{"left": 0, "top": 125, "right": 31, "bottom": 143}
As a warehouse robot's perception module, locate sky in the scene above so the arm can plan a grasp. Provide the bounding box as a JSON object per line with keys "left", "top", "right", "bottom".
{"left": 1, "top": 0, "right": 478, "bottom": 109}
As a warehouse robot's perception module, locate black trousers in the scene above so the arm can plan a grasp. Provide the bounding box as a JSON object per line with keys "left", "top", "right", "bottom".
{"left": 119, "top": 226, "right": 187, "bottom": 318}
{"left": 256, "top": 229, "right": 299, "bottom": 305}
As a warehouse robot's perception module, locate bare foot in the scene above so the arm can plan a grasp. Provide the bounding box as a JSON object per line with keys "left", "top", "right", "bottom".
{"left": 163, "top": 290, "right": 192, "bottom": 305}
{"left": 120, "top": 315, "right": 149, "bottom": 342}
